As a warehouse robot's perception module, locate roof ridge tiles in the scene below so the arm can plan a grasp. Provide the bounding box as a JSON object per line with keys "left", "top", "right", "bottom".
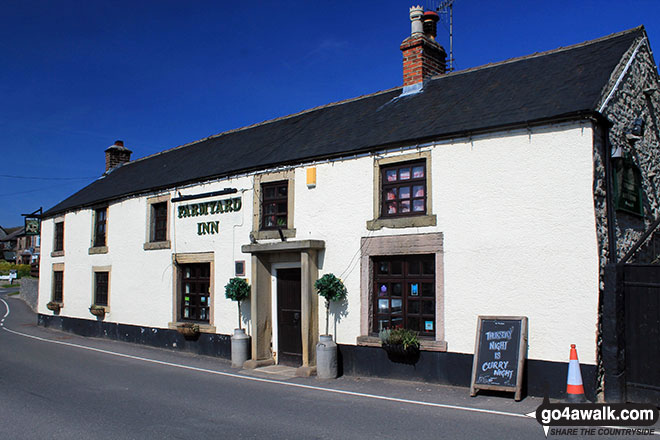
{"left": 425, "top": 25, "right": 645, "bottom": 82}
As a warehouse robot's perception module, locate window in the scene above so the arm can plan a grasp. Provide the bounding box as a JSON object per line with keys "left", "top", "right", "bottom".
{"left": 52, "top": 270, "right": 63, "bottom": 303}
{"left": 144, "top": 195, "right": 171, "bottom": 250}
{"left": 151, "top": 202, "right": 168, "bottom": 242}
{"left": 367, "top": 151, "right": 435, "bottom": 230}
{"left": 381, "top": 161, "right": 426, "bottom": 217}
{"left": 180, "top": 263, "right": 210, "bottom": 322}
{"left": 94, "top": 271, "right": 109, "bottom": 306}
{"left": 54, "top": 222, "right": 64, "bottom": 252}
{"left": 261, "top": 181, "right": 288, "bottom": 230}
{"left": 372, "top": 254, "right": 435, "bottom": 337}
{"left": 93, "top": 207, "right": 107, "bottom": 247}
{"left": 252, "top": 170, "right": 295, "bottom": 240}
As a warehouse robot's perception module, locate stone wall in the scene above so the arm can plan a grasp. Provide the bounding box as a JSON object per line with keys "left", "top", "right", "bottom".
{"left": 19, "top": 277, "right": 38, "bottom": 312}
{"left": 599, "top": 35, "right": 660, "bottom": 257}
{"left": 593, "top": 31, "right": 660, "bottom": 393}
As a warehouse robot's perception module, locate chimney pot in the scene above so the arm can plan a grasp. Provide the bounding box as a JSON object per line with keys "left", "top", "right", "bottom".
{"left": 409, "top": 6, "right": 424, "bottom": 35}
{"left": 114, "top": 140, "right": 124, "bottom": 147}
{"left": 423, "top": 11, "right": 439, "bottom": 40}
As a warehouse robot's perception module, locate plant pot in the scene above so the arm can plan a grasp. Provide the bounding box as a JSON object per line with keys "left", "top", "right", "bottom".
{"left": 46, "top": 301, "right": 61, "bottom": 312}
{"left": 316, "top": 335, "right": 338, "bottom": 379}
{"left": 89, "top": 306, "right": 106, "bottom": 318}
{"left": 231, "top": 328, "right": 250, "bottom": 368}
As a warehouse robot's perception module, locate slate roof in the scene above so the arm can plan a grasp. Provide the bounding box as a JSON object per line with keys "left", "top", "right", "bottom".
{"left": 44, "top": 27, "right": 645, "bottom": 218}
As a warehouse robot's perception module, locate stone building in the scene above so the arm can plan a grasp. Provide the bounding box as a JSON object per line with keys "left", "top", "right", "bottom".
{"left": 37, "top": 8, "right": 659, "bottom": 400}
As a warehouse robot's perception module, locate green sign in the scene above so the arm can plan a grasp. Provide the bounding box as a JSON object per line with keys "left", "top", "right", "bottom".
{"left": 177, "top": 197, "right": 242, "bottom": 219}
{"left": 24, "top": 218, "right": 40, "bottom": 236}
{"left": 613, "top": 156, "right": 644, "bottom": 217}
{"left": 177, "top": 196, "right": 242, "bottom": 236}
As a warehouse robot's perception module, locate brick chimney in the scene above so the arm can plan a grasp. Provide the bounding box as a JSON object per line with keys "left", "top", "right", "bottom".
{"left": 105, "top": 140, "right": 132, "bottom": 172}
{"left": 400, "top": 6, "right": 446, "bottom": 88}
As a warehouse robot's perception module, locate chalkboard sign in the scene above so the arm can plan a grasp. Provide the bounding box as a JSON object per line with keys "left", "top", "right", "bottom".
{"left": 470, "top": 316, "right": 528, "bottom": 401}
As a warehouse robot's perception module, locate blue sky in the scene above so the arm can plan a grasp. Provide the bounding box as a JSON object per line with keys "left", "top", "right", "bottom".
{"left": 1, "top": 0, "right": 659, "bottom": 227}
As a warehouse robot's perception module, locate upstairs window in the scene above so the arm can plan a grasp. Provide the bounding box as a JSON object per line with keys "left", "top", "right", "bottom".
{"left": 53, "top": 222, "right": 64, "bottom": 252}
{"left": 93, "top": 207, "right": 107, "bottom": 247}
{"left": 380, "top": 161, "right": 426, "bottom": 218}
{"left": 151, "top": 202, "right": 168, "bottom": 242}
{"left": 261, "top": 181, "right": 288, "bottom": 230}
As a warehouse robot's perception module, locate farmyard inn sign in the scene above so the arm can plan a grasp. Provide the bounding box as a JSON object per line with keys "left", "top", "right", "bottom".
{"left": 177, "top": 197, "right": 242, "bottom": 235}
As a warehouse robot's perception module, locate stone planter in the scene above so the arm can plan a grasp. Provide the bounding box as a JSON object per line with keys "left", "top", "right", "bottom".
{"left": 316, "top": 335, "right": 338, "bottom": 379}
{"left": 231, "top": 328, "right": 250, "bottom": 368}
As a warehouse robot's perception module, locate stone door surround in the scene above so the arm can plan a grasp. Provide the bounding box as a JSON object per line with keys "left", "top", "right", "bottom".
{"left": 241, "top": 240, "right": 323, "bottom": 376}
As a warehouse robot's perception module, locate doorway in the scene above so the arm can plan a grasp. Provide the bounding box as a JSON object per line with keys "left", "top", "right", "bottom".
{"left": 276, "top": 267, "right": 302, "bottom": 366}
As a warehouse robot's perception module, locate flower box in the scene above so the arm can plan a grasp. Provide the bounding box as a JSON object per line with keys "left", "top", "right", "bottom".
{"left": 176, "top": 323, "right": 200, "bottom": 339}
{"left": 89, "top": 305, "right": 106, "bottom": 317}
{"left": 46, "top": 301, "right": 61, "bottom": 312}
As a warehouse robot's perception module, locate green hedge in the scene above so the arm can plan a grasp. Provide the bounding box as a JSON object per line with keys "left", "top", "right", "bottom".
{"left": 0, "top": 261, "right": 32, "bottom": 278}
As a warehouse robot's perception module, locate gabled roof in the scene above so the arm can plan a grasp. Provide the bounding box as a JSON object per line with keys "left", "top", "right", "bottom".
{"left": 0, "top": 227, "right": 23, "bottom": 241}
{"left": 44, "top": 27, "right": 646, "bottom": 218}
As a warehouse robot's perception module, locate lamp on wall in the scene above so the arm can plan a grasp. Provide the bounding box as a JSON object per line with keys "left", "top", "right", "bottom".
{"left": 630, "top": 116, "right": 645, "bottom": 137}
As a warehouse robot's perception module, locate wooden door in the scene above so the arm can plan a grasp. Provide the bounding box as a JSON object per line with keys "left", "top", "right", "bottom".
{"left": 277, "top": 268, "right": 302, "bottom": 366}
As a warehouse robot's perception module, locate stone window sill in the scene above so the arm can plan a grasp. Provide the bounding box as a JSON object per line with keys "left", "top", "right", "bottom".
{"left": 51, "top": 250, "right": 65, "bottom": 257}
{"left": 143, "top": 240, "right": 171, "bottom": 251}
{"left": 168, "top": 322, "right": 216, "bottom": 334}
{"left": 251, "top": 228, "right": 296, "bottom": 241}
{"left": 88, "top": 246, "right": 108, "bottom": 255}
{"left": 357, "top": 335, "right": 447, "bottom": 352}
{"left": 366, "top": 214, "right": 437, "bottom": 231}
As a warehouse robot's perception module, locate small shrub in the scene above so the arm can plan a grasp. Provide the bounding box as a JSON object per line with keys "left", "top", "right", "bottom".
{"left": 0, "top": 261, "right": 31, "bottom": 278}
{"left": 379, "top": 327, "right": 420, "bottom": 350}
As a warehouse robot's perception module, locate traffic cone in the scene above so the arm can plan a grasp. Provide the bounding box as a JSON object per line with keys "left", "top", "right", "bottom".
{"left": 566, "top": 344, "right": 587, "bottom": 402}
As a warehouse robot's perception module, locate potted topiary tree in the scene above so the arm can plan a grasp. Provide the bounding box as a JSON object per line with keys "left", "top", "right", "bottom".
{"left": 314, "top": 273, "right": 347, "bottom": 379}
{"left": 225, "top": 277, "right": 251, "bottom": 368}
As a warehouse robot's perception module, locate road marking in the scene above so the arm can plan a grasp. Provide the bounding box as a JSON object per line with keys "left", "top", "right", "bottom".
{"left": 11, "top": 296, "right": 652, "bottom": 434}
{"left": 2, "top": 324, "right": 531, "bottom": 421}
{"left": 1, "top": 297, "right": 9, "bottom": 318}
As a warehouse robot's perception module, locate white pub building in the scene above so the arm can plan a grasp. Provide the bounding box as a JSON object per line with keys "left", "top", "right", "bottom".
{"left": 38, "top": 8, "right": 660, "bottom": 401}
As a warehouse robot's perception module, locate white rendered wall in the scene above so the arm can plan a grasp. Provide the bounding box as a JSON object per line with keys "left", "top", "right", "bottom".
{"left": 295, "top": 121, "right": 599, "bottom": 364}
{"left": 39, "top": 121, "right": 600, "bottom": 364}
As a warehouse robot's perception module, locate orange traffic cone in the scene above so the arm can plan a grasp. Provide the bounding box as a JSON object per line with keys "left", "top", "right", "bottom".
{"left": 566, "top": 344, "right": 587, "bottom": 402}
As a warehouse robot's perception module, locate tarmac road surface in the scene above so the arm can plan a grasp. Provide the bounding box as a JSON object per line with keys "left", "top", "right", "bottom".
{"left": 0, "top": 290, "right": 653, "bottom": 439}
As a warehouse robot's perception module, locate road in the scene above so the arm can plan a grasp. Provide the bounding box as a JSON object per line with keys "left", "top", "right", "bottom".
{"left": 0, "top": 290, "right": 647, "bottom": 439}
